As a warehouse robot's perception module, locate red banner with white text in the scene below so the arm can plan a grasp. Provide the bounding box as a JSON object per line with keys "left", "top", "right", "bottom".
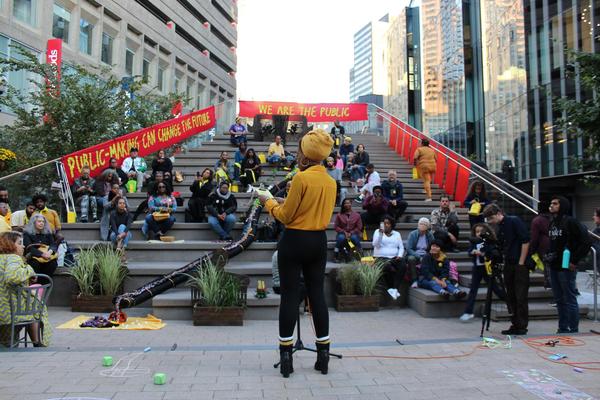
{"left": 238, "top": 100, "right": 368, "bottom": 122}
{"left": 61, "top": 106, "right": 216, "bottom": 184}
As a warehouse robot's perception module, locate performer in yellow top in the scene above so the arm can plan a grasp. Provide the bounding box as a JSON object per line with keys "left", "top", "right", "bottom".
{"left": 259, "top": 129, "right": 336, "bottom": 378}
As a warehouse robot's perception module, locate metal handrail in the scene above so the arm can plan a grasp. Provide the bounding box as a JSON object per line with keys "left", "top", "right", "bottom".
{"left": 370, "top": 104, "right": 540, "bottom": 207}
{"left": 373, "top": 109, "right": 539, "bottom": 214}
{"left": 592, "top": 246, "right": 598, "bottom": 321}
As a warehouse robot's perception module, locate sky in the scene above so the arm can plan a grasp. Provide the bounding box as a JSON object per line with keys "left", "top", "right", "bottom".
{"left": 236, "top": 0, "right": 405, "bottom": 104}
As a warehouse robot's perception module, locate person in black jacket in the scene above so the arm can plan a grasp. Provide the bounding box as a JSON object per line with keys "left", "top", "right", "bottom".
{"left": 381, "top": 170, "right": 408, "bottom": 221}
{"left": 206, "top": 181, "right": 238, "bottom": 240}
{"left": 109, "top": 198, "right": 133, "bottom": 250}
{"left": 151, "top": 149, "right": 173, "bottom": 179}
{"left": 483, "top": 204, "right": 530, "bottom": 335}
{"left": 23, "top": 214, "right": 59, "bottom": 276}
{"left": 240, "top": 148, "right": 261, "bottom": 190}
{"left": 330, "top": 120, "right": 345, "bottom": 148}
{"left": 463, "top": 180, "right": 490, "bottom": 227}
{"left": 548, "top": 196, "right": 592, "bottom": 333}
{"left": 186, "top": 168, "right": 214, "bottom": 223}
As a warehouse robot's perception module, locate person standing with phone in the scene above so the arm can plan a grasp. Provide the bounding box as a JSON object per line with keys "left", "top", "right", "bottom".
{"left": 258, "top": 129, "right": 336, "bottom": 378}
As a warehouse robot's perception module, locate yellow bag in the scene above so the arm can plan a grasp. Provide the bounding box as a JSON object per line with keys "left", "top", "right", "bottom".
{"left": 362, "top": 226, "right": 368, "bottom": 241}
{"left": 152, "top": 212, "right": 170, "bottom": 222}
{"left": 468, "top": 201, "right": 482, "bottom": 216}
{"left": 126, "top": 179, "right": 137, "bottom": 193}
{"left": 412, "top": 167, "right": 419, "bottom": 180}
{"left": 230, "top": 183, "right": 239, "bottom": 193}
{"left": 258, "top": 152, "right": 267, "bottom": 164}
{"left": 361, "top": 256, "right": 374, "bottom": 264}
{"left": 531, "top": 253, "right": 545, "bottom": 271}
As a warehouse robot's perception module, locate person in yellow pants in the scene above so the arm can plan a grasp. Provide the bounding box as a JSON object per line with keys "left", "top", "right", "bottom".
{"left": 413, "top": 139, "right": 437, "bottom": 201}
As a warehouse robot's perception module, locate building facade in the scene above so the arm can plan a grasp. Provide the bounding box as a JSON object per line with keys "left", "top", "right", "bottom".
{"left": 349, "top": 14, "right": 389, "bottom": 102}
{"left": 0, "top": 0, "right": 237, "bottom": 125}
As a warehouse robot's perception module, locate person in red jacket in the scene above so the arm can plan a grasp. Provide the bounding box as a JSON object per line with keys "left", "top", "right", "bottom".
{"left": 333, "top": 198, "right": 363, "bottom": 262}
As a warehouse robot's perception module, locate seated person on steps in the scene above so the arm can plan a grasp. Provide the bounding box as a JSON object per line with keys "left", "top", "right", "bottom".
{"left": 381, "top": 170, "right": 408, "bottom": 221}
{"left": 325, "top": 157, "right": 346, "bottom": 206}
{"left": 186, "top": 168, "right": 214, "bottom": 223}
{"left": 373, "top": 215, "right": 406, "bottom": 300}
{"left": 338, "top": 136, "right": 354, "bottom": 167}
{"left": 151, "top": 149, "right": 173, "bottom": 185}
{"left": 333, "top": 198, "right": 363, "bottom": 263}
{"left": 109, "top": 197, "right": 132, "bottom": 251}
{"left": 214, "top": 151, "right": 235, "bottom": 185}
{"left": 360, "top": 185, "right": 389, "bottom": 231}
{"left": 71, "top": 165, "right": 98, "bottom": 223}
{"left": 121, "top": 147, "right": 148, "bottom": 193}
{"left": 405, "top": 217, "right": 435, "bottom": 287}
{"left": 0, "top": 203, "right": 10, "bottom": 233}
{"left": 206, "top": 181, "right": 238, "bottom": 241}
{"left": 101, "top": 184, "right": 129, "bottom": 241}
{"left": 240, "top": 148, "right": 262, "bottom": 191}
{"left": 104, "top": 157, "right": 128, "bottom": 186}
{"left": 356, "top": 164, "right": 380, "bottom": 202}
{"left": 23, "top": 214, "right": 60, "bottom": 277}
{"left": 229, "top": 117, "right": 248, "bottom": 146}
{"left": 267, "top": 135, "right": 294, "bottom": 167}
{"left": 417, "top": 239, "right": 466, "bottom": 298}
{"left": 142, "top": 182, "right": 176, "bottom": 240}
{"left": 10, "top": 202, "right": 36, "bottom": 231}
{"left": 430, "top": 195, "right": 460, "bottom": 252}
{"left": 32, "top": 194, "right": 61, "bottom": 236}
{"left": 146, "top": 171, "right": 172, "bottom": 197}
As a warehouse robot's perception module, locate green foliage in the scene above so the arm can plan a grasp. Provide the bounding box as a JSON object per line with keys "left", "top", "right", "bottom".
{"left": 187, "top": 258, "right": 243, "bottom": 308}
{"left": 336, "top": 265, "right": 358, "bottom": 295}
{"left": 555, "top": 50, "right": 600, "bottom": 184}
{"left": 0, "top": 45, "right": 186, "bottom": 176}
{"left": 69, "top": 244, "right": 127, "bottom": 296}
{"left": 356, "top": 260, "right": 384, "bottom": 296}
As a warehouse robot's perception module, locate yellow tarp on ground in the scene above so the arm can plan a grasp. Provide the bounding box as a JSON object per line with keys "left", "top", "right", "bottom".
{"left": 57, "top": 314, "right": 166, "bottom": 330}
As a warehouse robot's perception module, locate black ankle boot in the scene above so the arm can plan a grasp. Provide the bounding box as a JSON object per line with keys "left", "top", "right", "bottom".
{"left": 279, "top": 344, "right": 293, "bottom": 378}
{"left": 314, "top": 342, "right": 330, "bottom": 375}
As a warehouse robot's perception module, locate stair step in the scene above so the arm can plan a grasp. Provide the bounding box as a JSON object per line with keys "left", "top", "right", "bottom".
{"left": 459, "top": 273, "right": 546, "bottom": 288}
{"left": 490, "top": 302, "right": 590, "bottom": 321}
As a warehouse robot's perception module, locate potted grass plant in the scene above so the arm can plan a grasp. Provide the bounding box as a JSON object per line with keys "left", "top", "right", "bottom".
{"left": 69, "top": 244, "right": 128, "bottom": 312}
{"left": 335, "top": 260, "right": 383, "bottom": 312}
{"left": 188, "top": 258, "right": 248, "bottom": 326}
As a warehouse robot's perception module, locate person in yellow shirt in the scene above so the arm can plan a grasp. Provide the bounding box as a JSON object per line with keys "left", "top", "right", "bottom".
{"left": 259, "top": 129, "right": 336, "bottom": 378}
{"left": 32, "top": 194, "right": 61, "bottom": 234}
{"left": 413, "top": 139, "right": 437, "bottom": 202}
{"left": 0, "top": 202, "right": 11, "bottom": 233}
{"left": 0, "top": 186, "right": 11, "bottom": 225}
{"left": 267, "top": 135, "right": 294, "bottom": 167}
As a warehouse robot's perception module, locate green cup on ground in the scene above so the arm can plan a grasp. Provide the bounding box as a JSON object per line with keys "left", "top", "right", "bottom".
{"left": 153, "top": 373, "right": 167, "bottom": 385}
{"left": 102, "top": 356, "right": 113, "bottom": 367}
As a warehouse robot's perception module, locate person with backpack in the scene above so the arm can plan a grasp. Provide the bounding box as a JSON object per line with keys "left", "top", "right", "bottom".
{"left": 548, "top": 196, "right": 592, "bottom": 333}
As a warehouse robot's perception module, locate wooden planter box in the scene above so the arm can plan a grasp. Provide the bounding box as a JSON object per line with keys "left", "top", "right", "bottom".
{"left": 71, "top": 294, "right": 116, "bottom": 313}
{"left": 192, "top": 304, "right": 244, "bottom": 326}
{"left": 335, "top": 294, "right": 380, "bottom": 312}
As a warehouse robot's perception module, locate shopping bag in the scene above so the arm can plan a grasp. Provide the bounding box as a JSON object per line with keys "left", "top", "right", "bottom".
{"left": 412, "top": 167, "right": 419, "bottom": 180}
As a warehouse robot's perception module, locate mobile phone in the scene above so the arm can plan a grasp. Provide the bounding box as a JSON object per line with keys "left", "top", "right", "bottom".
{"left": 380, "top": 222, "right": 385, "bottom": 230}
{"left": 196, "top": 171, "right": 200, "bottom": 177}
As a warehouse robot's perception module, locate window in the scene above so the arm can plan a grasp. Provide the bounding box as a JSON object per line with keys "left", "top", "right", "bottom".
{"left": 0, "top": 34, "right": 40, "bottom": 114}
{"left": 13, "top": 0, "right": 37, "bottom": 26}
{"left": 125, "top": 49, "right": 135, "bottom": 76}
{"left": 157, "top": 65, "right": 165, "bottom": 91}
{"left": 79, "top": 18, "right": 93, "bottom": 55}
{"left": 142, "top": 58, "right": 150, "bottom": 81}
{"left": 174, "top": 76, "right": 180, "bottom": 93}
{"left": 52, "top": 3, "right": 70, "bottom": 43}
{"left": 101, "top": 33, "right": 113, "bottom": 64}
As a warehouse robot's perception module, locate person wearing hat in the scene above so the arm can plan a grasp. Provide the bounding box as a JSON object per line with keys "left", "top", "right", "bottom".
{"left": 405, "top": 217, "right": 435, "bottom": 287}
{"left": 121, "top": 147, "right": 148, "bottom": 193}
{"left": 417, "top": 239, "right": 466, "bottom": 298}
{"left": 258, "top": 129, "right": 336, "bottom": 378}
{"left": 338, "top": 136, "right": 354, "bottom": 167}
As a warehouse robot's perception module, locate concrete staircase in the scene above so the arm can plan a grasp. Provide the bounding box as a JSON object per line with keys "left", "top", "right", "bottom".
{"left": 54, "top": 132, "right": 578, "bottom": 320}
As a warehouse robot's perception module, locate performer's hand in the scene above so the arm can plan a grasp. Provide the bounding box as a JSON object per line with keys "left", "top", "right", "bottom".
{"left": 274, "top": 197, "right": 285, "bottom": 204}
{"left": 258, "top": 195, "right": 269, "bottom": 205}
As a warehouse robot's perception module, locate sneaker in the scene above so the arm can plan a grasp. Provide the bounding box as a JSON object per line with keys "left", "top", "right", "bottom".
{"left": 438, "top": 289, "right": 450, "bottom": 297}
{"left": 410, "top": 281, "right": 418, "bottom": 289}
{"left": 453, "top": 290, "right": 467, "bottom": 299}
{"left": 550, "top": 302, "right": 557, "bottom": 307}
{"left": 501, "top": 327, "right": 528, "bottom": 335}
{"left": 459, "top": 313, "right": 474, "bottom": 322}
{"left": 387, "top": 288, "right": 400, "bottom": 300}
{"left": 424, "top": 198, "right": 432, "bottom": 202}
{"left": 246, "top": 186, "right": 253, "bottom": 193}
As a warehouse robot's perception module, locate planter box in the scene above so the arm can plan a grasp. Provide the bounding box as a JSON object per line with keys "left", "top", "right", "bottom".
{"left": 335, "top": 294, "right": 380, "bottom": 312}
{"left": 71, "top": 294, "right": 116, "bottom": 313}
{"left": 192, "top": 305, "right": 244, "bottom": 326}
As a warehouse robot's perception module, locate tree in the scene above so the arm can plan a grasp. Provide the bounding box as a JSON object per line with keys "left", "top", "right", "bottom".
{"left": 0, "top": 46, "right": 185, "bottom": 176}
{"left": 555, "top": 51, "right": 600, "bottom": 184}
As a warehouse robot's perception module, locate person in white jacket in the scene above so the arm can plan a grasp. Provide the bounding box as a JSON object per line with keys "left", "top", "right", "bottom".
{"left": 120, "top": 147, "right": 148, "bottom": 193}
{"left": 355, "top": 163, "right": 380, "bottom": 202}
{"left": 372, "top": 215, "right": 405, "bottom": 299}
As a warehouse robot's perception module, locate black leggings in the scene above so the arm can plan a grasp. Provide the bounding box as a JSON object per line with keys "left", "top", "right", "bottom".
{"left": 278, "top": 229, "right": 329, "bottom": 341}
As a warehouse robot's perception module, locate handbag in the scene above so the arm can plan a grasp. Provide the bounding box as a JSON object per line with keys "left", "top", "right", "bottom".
{"left": 468, "top": 201, "right": 482, "bottom": 216}
{"left": 152, "top": 211, "right": 170, "bottom": 222}
{"left": 411, "top": 167, "right": 420, "bottom": 180}
{"left": 29, "top": 244, "right": 58, "bottom": 264}
{"left": 258, "top": 152, "right": 267, "bottom": 164}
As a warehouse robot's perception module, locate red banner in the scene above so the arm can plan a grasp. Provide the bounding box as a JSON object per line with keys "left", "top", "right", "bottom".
{"left": 238, "top": 100, "right": 368, "bottom": 122}
{"left": 61, "top": 106, "right": 216, "bottom": 184}
{"left": 45, "top": 39, "right": 62, "bottom": 96}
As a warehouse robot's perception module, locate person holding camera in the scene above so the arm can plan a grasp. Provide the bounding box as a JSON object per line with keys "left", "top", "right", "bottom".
{"left": 459, "top": 223, "right": 506, "bottom": 322}
{"left": 71, "top": 165, "right": 98, "bottom": 223}
{"left": 482, "top": 204, "right": 530, "bottom": 335}
{"left": 548, "top": 196, "right": 592, "bottom": 333}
